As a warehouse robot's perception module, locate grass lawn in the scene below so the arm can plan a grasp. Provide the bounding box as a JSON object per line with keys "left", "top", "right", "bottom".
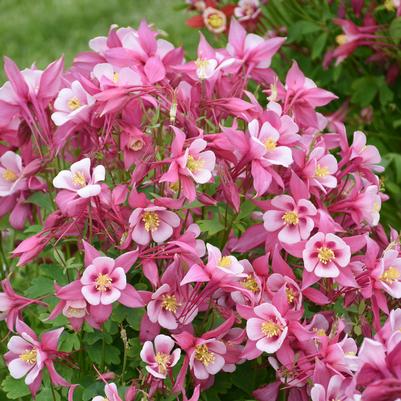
{"left": 0, "top": 0, "right": 199, "bottom": 80}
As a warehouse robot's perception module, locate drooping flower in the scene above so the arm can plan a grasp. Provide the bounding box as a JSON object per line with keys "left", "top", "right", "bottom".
{"left": 53, "top": 157, "right": 105, "bottom": 198}
{"left": 373, "top": 250, "right": 401, "bottom": 299}
{"left": 92, "top": 383, "right": 122, "bottom": 401}
{"left": 140, "top": 334, "right": 181, "bottom": 379}
{"left": 303, "top": 232, "right": 351, "bottom": 278}
{"left": 0, "top": 151, "right": 27, "bottom": 196}
{"left": 246, "top": 303, "right": 288, "bottom": 353}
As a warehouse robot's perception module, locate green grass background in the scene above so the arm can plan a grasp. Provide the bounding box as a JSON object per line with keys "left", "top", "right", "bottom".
{"left": 0, "top": 0, "right": 198, "bottom": 80}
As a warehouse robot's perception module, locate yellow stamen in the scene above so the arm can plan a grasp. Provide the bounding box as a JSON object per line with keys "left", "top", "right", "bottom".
{"left": 317, "top": 247, "right": 335, "bottom": 264}
{"left": 241, "top": 275, "right": 259, "bottom": 292}
{"left": 161, "top": 294, "right": 179, "bottom": 313}
{"left": 72, "top": 171, "right": 86, "bottom": 188}
{"left": 2, "top": 169, "right": 18, "bottom": 182}
{"left": 261, "top": 320, "right": 282, "bottom": 338}
{"left": 264, "top": 138, "right": 277, "bottom": 151}
{"left": 112, "top": 72, "right": 119, "bottom": 83}
{"left": 194, "top": 344, "right": 215, "bottom": 366}
{"left": 67, "top": 97, "right": 81, "bottom": 111}
{"left": 66, "top": 307, "right": 84, "bottom": 317}
{"left": 19, "top": 349, "right": 37, "bottom": 365}
{"left": 186, "top": 155, "right": 205, "bottom": 173}
{"left": 219, "top": 256, "right": 232, "bottom": 269}
{"left": 336, "top": 34, "right": 348, "bottom": 45}
{"left": 207, "top": 13, "right": 225, "bottom": 29}
{"left": 282, "top": 211, "right": 299, "bottom": 225}
{"left": 130, "top": 139, "right": 144, "bottom": 151}
{"left": 315, "top": 164, "right": 329, "bottom": 178}
{"left": 373, "top": 202, "right": 381, "bottom": 212}
{"left": 315, "top": 328, "right": 326, "bottom": 336}
{"left": 95, "top": 273, "right": 112, "bottom": 292}
{"left": 380, "top": 267, "right": 400, "bottom": 284}
{"left": 286, "top": 287, "right": 296, "bottom": 304}
{"left": 142, "top": 211, "right": 160, "bottom": 232}
{"left": 154, "top": 352, "right": 171, "bottom": 375}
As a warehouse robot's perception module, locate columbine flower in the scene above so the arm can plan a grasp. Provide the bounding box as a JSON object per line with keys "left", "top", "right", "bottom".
{"left": 129, "top": 206, "right": 180, "bottom": 246}
{"left": 246, "top": 303, "right": 288, "bottom": 353}
{"left": 203, "top": 7, "right": 226, "bottom": 33}
{"left": 373, "top": 250, "right": 401, "bottom": 298}
{"left": 140, "top": 334, "right": 181, "bottom": 379}
{"left": 51, "top": 80, "right": 95, "bottom": 126}
{"left": 234, "top": 0, "right": 261, "bottom": 21}
{"left": 303, "top": 232, "right": 351, "bottom": 278}
{"left": 305, "top": 147, "right": 338, "bottom": 191}
{"left": 263, "top": 195, "right": 316, "bottom": 244}
{"left": 189, "top": 338, "right": 226, "bottom": 380}
{"left": 248, "top": 119, "right": 293, "bottom": 168}
{"left": 92, "top": 63, "right": 142, "bottom": 90}
{"left": 92, "top": 383, "right": 122, "bottom": 401}
{"left": 81, "top": 256, "right": 127, "bottom": 305}
{"left": 0, "top": 151, "right": 27, "bottom": 197}
{"left": 53, "top": 158, "right": 105, "bottom": 198}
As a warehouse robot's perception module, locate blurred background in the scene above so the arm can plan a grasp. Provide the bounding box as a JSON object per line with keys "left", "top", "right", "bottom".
{"left": 0, "top": 0, "right": 198, "bottom": 80}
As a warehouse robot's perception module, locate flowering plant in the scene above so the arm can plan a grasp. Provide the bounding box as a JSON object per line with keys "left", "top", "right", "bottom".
{"left": 0, "top": 14, "right": 400, "bottom": 401}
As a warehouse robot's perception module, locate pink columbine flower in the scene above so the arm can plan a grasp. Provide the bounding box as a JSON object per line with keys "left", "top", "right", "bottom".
{"left": 0, "top": 151, "right": 27, "bottom": 196}
{"left": 263, "top": 195, "right": 317, "bottom": 244}
{"left": 51, "top": 80, "right": 95, "bottom": 126}
{"left": 372, "top": 250, "right": 401, "bottom": 299}
{"left": 53, "top": 158, "right": 105, "bottom": 198}
{"left": 203, "top": 7, "right": 227, "bottom": 34}
{"left": 140, "top": 334, "right": 181, "bottom": 379}
{"left": 92, "top": 63, "right": 142, "bottom": 90}
{"left": 246, "top": 303, "right": 288, "bottom": 353}
{"left": 129, "top": 206, "right": 180, "bottom": 245}
{"left": 349, "top": 131, "right": 384, "bottom": 172}
{"left": 81, "top": 256, "right": 127, "bottom": 305}
{"left": 311, "top": 375, "right": 351, "bottom": 401}
{"left": 92, "top": 383, "right": 122, "bottom": 401}
{"left": 248, "top": 119, "right": 293, "bottom": 168}
{"left": 5, "top": 320, "right": 68, "bottom": 395}
{"left": 234, "top": 0, "right": 261, "bottom": 21}
{"left": 189, "top": 338, "right": 226, "bottom": 380}
{"left": 303, "top": 232, "right": 351, "bottom": 278}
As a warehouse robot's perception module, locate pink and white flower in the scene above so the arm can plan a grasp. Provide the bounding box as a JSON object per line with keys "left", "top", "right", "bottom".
{"left": 81, "top": 256, "right": 127, "bottom": 305}
{"left": 234, "top": 0, "right": 261, "bottom": 21}
{"left": 246, "top": 303, "right": 288, "bottom": 353}
{"left": 92, "top": 63, "right": 142, "bottom": 90}
{"left": 263, "top": 195, "right": 317, "bottom": 244}
{"left": 203, "top": 7, "right": 227, "bottom": 34}
{"left": 372, "top": 250, "right": 401, "bottom": 299}
{"left": 303, "top": 232, "right": 351, "bottom": 278}
{"left": 51, "top": 80, "right": 95, "bottom": 126}
{"left": 140, "top": 334, "right": 181, "bottom": 379}
{"left": 129, "top": 206, "right": 180, "bottom": 245}
{"left": 0, "top": 151, "right": 27, "bottom": 196}
{"left": 92, "top": 383, "right": 122, "bottom": 401}
{"left": 53, "top": 158, "right": 105, "bottom": 198}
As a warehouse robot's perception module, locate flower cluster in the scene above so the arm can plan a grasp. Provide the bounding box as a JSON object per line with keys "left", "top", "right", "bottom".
{"left": 0, "top": 16, "right": 399, "bottom": 401}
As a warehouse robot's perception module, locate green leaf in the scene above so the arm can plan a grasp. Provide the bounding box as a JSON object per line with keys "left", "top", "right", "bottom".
{"left": 311, "top": 32, "right": 328, "bottom": 59}
{"left": 389, "top": 17, "right": 401, "bottom": 43}
{"left": 36, "top": 388, "right": 61, "bottom": 401}
{"left": 1, "top": 376, "right": 31, "bottom": 399}
{"left": 351, "top": 76, "right": 379, "bottom": 107}
{"left": 27, "top": 191, "right": 53, "bottom": 211}
{"left": 126, "top": 308, "right": 144, "bottom": 331}
{"left": 287, "top": 20, "right": 321, "bottom": 42}
{"left": 24, "top": 277, "right": 54, "bottom": 298}
{"left": 236, "top": 200, "right": 257, "bottom": 221}
{"left": 197, "top": 219, "right": 225, "bottom": 236}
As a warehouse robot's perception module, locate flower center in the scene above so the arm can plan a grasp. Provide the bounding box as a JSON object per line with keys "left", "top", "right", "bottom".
{"left": 380, "top": 267, "right": 400, "bottom": 284}
{"left": 19, "top": 348, "right": 37, "bottom": 365}
{"left": 241, "top": 274, "right": 259, "bottom": 292}
{"left": 314, "top": 328, "right": 326, "bottom": 336}
{"left": 72, "top": 171, "right": 87, "bottom": 188}
{"left": 315, "top": 164, "right": 329, "bottom": 178}
{"left": 207, "top": 13, "right": 225, "bottom": 29}
{"left": 194, "top": 344, "right": 215, "bottom": 366}
{"left": 130, "top": 139, "right": 144, "bottom": 151}
{"left": 261, "top": 320, "right": 282, "bottom": 338}
{"left": 336, "top": 34, "right": 348, "bottom": 45}
{"left": 317, "top": 247, "right": 335, "bottom": 264}
{"left": 112, "top": 72, "right": 119, "bottom": 83}
{"left": 282, "top": 211, "right": 299, "bottom": 225}
{"left": 161, "top": 294, "right": 179, "bottom": 313}
{"left": 264, "top": 138, "right": 277, "bottom": 151}
{"left": 95, "top": 273, "right": 112, "bottom": 292}
{"left": 219, "top": 256, "right": 232, "bottom": 269}
{"left": 66, "top": 306, "right": 85, "bottom": 317}
{"left": 142, "top": 211, "right": 160, "bottom": 232}
{"left": 155, "top": 352, "right": 171, "bottom": 374}
{"left": 67, "top": 97, "right": 81, "bottom": 111}
{"left": 286, "top": 287, "right": 296, "bottom": 303}
{"left": 186, "top": 155, "right": 205, "bottom": 173}
{"left": 2, "top": 169, "right": 18, "bottom": 182}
